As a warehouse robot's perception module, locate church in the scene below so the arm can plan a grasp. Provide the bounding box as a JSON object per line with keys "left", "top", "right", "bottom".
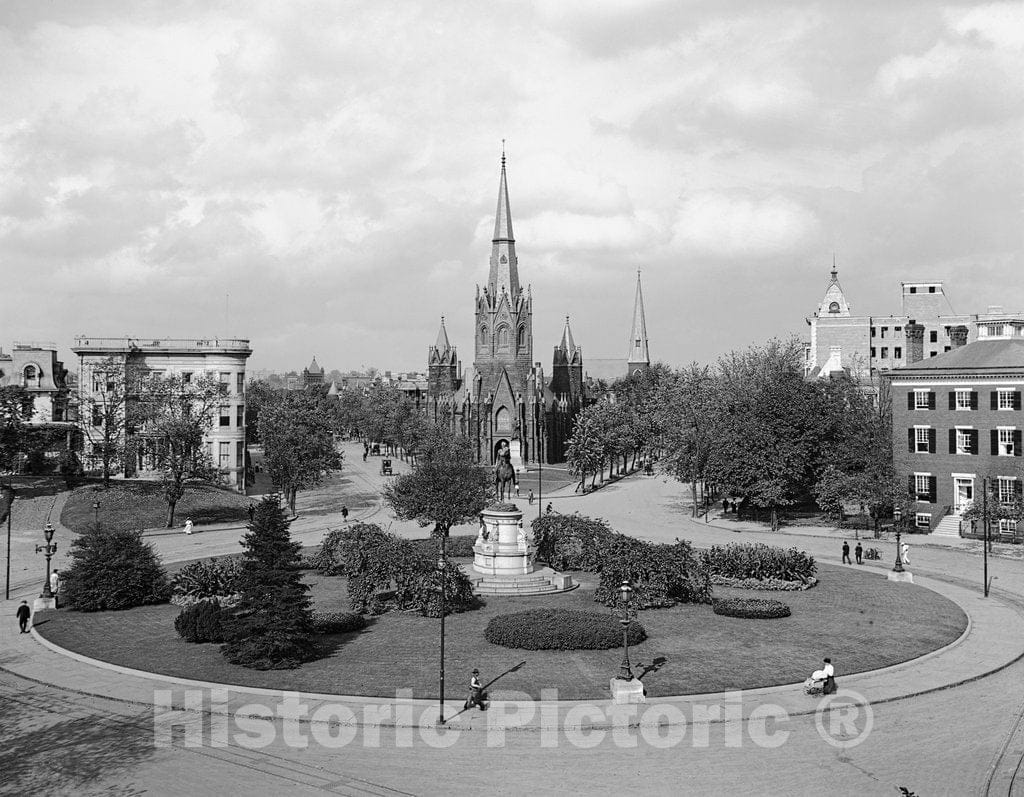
{"left": 424, "top": 155, "right": 650, "bottom": 467}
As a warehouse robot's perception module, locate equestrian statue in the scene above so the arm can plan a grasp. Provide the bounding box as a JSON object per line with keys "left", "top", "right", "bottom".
{"left": 494, "top": 441, "right": 519, "bottom": 502}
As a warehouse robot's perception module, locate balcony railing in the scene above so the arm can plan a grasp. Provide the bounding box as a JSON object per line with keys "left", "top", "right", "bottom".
{"left": 73, "top": 336, "right": 251, "bottom": 352}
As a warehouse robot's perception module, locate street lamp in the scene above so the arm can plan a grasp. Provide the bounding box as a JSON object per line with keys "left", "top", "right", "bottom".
{"left": 437, "top": 547, "right": 447, "bottom": 725}
{"left": 3, "top": 484, "right": 14, "bottom": 600}
{"left": 892, "top": 508, "right": 905, "bottom": 573}
{"left": 35, "top": 523, "right": 58, "bottom": 602}
{"left": 615, "top": 580, "right": 635, "bottom": 681}
{"left": 93, "top": 500, "right": 100, "bottom": 530}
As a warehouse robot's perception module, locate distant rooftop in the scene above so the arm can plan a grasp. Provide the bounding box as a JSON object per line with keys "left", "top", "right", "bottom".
{"left": 73, "top": 336, "right": 252, "bottom": 354}
{"left": 898, "top": 336, "right": 1024, "bottom": 373}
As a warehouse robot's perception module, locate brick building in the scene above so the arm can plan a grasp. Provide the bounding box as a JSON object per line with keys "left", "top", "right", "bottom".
{"left": 72, "top": 336, "right": 252, "bottom": 492}
{"left": 887, "top": 318, "right": 1024, "bottom": 542}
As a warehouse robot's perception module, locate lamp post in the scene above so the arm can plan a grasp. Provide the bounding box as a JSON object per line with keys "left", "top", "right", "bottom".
{"left": 437, "top": 543, "right": 447, "bottom": 725}
{"left": 35, "top": 523, "right": 57, "bottom": 601}
{"left": 3, "top": 484, "right": 14, "bottom": 600}
{"left": 615, "top": 580, "right": 635, "bottom": 681}
{"left": 982, "top": 477, "right": 989, "bottom": 598}
{"left": 93, "top": 500, "right": 100, "bottom": 530}
{"left": 892, "top": 508, "right": 905, "bottom": 573}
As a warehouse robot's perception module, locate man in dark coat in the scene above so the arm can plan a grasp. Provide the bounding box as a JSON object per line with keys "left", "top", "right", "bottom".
{"left": 842, "top": 541, "right": 851, "bottom": 565}
{"left": 855, "top": 542, "right": 863, "bottom": 564}
{"left": 16, "top": 601, "right": 30, "bottom": 633}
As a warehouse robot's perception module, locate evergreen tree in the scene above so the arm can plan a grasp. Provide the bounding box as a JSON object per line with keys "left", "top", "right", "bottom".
{"left": 62, "top": 528, "right": 170, "bottom": 611}
{"left": 222, "top": 496, "right": 314, "bottom": 669}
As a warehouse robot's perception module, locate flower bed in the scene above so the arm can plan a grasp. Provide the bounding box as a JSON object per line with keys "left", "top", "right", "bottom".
{"left": 310, "top": 611, "right": 367, "bottom": 635}
{"left": 711, "top": 575, "right": 817, "bottom": 591}
{"left": 701, "top": 543, "right": 816, "bottom": 583}
{"left": 484, "top": 608, "right": 647, "bottom": 650}
{"left": 712, "top": 597, "right": 792, "bottom": 619}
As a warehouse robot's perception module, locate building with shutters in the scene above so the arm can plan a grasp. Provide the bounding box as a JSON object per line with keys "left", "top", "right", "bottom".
{"left": 887, "top": 317, "right": 1024, "bottom": 541}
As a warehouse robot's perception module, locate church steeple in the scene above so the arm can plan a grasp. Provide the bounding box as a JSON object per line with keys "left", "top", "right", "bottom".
{"left": 627, "top": 271, "right": 650, "bottom": 376}
{"left": 434, "top": 316, "right": 451, "bottom": 352}
{"left": 487, "top": 150, "right": 520, "bottom": 297}
{"left": 559, "top": 316, "right": 576, "bottom": 357}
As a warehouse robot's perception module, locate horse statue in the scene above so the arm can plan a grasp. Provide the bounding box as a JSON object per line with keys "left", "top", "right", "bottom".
{"left": 494, "top": 442, "right": 518, "bottom": 502}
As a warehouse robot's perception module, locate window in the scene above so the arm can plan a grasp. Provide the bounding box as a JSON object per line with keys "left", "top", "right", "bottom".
{"left": 870, "top": 327, "right": 876, "bottom": 338}
{"left": 955, "top": 428, "right": 973, "bottom": 455}
{"left": 929, "top": 286, "right": 936, "bottom": 293}
{"left": 914, "top": 390, "right": 931, "bottom": 410}
{"left": 236, "top": 441, "right": 244, "bottom": 469}
{"left": 944, "top": 346, "right": 951, "bottom": 352}
{"left": 881, "top": 327, "right": 887, "bottom": 339}
{"left": 930, "top": 352, "right": 938, "bottom": 357}
{"left": 236, "top": 405, "right": 245, "bottom": 427}
{"left": 998, "top": 389, "right": 1016, "bottom": 410}
{"left": 828, "top": 302, "right": 840, "bottom": 313}
{"left": 479, "top": 326, "right": 487, "bottom": 345}
{"left": 219, "top": 405, "right": 231, "bottom": 427}
{"left": 895, "top": 326, "right": 902, "bottom": 332}
{"left": 916, "top": 513, "right": 931, "bottom": 529}
{"left": 219, "top": 372, "right": 231, "bottom": 393}
{"left": 182, "top": 371, "right": 193, "bottom": 384}
{"left": 915, "top": 427, "right": 930, "bottom": 453}
{"left": 955, "top": 390, "right": 972, "bottom": 410}
{"left": 91, "top": 404, "right": 103, "bottom": 427}
{"left": 930, "top": 331, "right": 938, "bottom": 343}
{"left": 998, "top": 477, "right": 1016, "bottom": 505}
{"left": 236, "top": 373, "right": 245, "bottom": 394}
{"left": 497, "top": 326, "right": 509, "bottom": 348}
{"left": 915, "top": 474, "right": 931, "bottom": 500}
{"left": 219, "top": 441, "right": 230, "bottom": 468}
{"left": 998, "top": 519, "right": 1018, "bottom": 536}
{"left": 870, "top": 347, "right": 876, "bottom": 358}
{"left": 895, "top": 347, "right": 903, "bottom": 359}
{"left": 909, "top": 286, "right": 917, "bottom": 294}
{"left": 881, "top": 347, "right": 888, "bottom": 358}
{"left": 998, "top": 428, "right": 1016, "bottom": 456}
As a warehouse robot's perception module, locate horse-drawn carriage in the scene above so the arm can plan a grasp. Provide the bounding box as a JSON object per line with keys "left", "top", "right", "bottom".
{"left": 380, "top": 458, "right": 393, "bottom": 476}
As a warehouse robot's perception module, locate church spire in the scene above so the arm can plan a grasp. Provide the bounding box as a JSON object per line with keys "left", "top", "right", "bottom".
{"left": 488, "top": 150, "right": 520, "bottom": 297}
{"left": 627, "top": 270, "right": 650, "bottom": 375}
{"left": 559, "top": 315, "right": 576, "bottom": 356}
{"left": 434, "top": 316, "right": 451, "bottom": 352}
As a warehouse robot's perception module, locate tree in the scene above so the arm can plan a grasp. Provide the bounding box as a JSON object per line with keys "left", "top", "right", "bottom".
{"left": 76, "top": 356, "right": 142, "bottom": 486}
{"left": 140, "top": 373, "right": 223, "bottom": 527}
{"left": 657, "top": 364, "right": 718, "bottom": 514}
{"left": 0, "top": 385, "right": 33, "bottom": 472}
{"left": 258, "top": 390, "right": 344, "bottom": 511}
{"left": 61, "top": 528, "right": 170, "bottom": 611}
{"left": 566, "top": 410, "right": 603, "bottom": 491}
{"left": 961, "top": 471, "right": 1024, "bottom": 542}
{"left": 222, "top": 496, "right": 314, "bottom": 669}
{"left": 383, "top": 430, "right": 490, "bottom": 538}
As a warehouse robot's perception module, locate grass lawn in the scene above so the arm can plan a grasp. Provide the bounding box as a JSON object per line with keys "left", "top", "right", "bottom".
{"left": 36, "top": 562, "right": 966, "bottom": 700}
{"left": 61, "top": 481, "right": 252, "bottom": 533}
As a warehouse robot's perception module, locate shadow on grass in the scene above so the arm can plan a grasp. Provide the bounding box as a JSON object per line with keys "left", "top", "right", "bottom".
{"left": 308, "top": 617, "right": 379, "bottom": 663}
{"left": 635, "top": 655, "right": 668, "bottom": 681}
{"left": 0, "top": 709, "right": 153, "bottom": 795}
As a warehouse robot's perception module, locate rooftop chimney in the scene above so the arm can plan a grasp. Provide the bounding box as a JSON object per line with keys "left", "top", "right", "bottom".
{"left": 906, "top": 321, "right": 925, "bottom": 364}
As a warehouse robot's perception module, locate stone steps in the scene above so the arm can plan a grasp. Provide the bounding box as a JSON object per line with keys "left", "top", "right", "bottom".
{"left": 933, "top": 515, "right": 962, "bottom": 538}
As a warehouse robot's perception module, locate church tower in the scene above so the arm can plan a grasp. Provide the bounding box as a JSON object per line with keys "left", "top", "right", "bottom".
{"left": 472, "top": 153, "right": 537, "bottom": 464}
{"left": 626, "top": 271, "right": 651, "bottom": 377}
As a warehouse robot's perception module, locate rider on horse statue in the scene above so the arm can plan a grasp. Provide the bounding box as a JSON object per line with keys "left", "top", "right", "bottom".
{"left": 494, "top": 441, "right": 518, "bottom": 502}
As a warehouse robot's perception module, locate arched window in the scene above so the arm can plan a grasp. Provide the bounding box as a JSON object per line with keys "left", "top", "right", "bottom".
{"left": 497, "top": 325, "right": 510, "bottom": 348}
{"left": 517, "top": 325, "right": 526, "bottom": 350}
{"left": 828, "top": 301, "right": 840, "bottom": 314}
{"left": 480, "top": 325, "right": 488, "bottom": 345}
{"left": 495, "top": 406, "right": 511, "bottom": 432}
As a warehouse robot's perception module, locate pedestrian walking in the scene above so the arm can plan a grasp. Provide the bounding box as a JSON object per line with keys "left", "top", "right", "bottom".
{"left": 247, "top": 503, "right": 256, "bottom": 523}
{"left": 342, "top": 505, "right": 349, "bottom": 522}
{"left": 528, "top": 490, "right": 534, "bottom": 505}
{"left": 49, "top": 569, "right": 60, "bottom": 598}
{"left": 842, "top": 540, "right": 851, "bottom": 565}
{"left": 901, "top": 542, "right": 910, "bottom": 566}
{"left": 855, "top": 542, "right": 863, "bottom": 565}
{"left": 722, "top": 498, "right": 730, "bottom": 514}
{"left": 184, "top": 517, "right": 193, "bottom": 535}
{"left": 15, "top": 601, "right": 30, "bottom": 633}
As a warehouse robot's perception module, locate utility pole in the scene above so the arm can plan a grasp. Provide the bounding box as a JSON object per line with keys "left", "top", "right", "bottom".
{"left": 983, "top": 477, "right": 989, "bottom": 598}
{"left": 3, "top": 483, "right": 13, "bottom": 600}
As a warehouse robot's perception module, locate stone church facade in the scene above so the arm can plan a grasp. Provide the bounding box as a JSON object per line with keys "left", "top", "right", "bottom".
{"left": 425, "top": 156, "right": 588, "bottom": 466}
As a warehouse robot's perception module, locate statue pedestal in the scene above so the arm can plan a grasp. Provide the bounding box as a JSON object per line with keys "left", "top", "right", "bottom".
{"left": 33, "top": 596, "right": 56, "bottom": 612}
{"left": 610, "top": 678, "right": 646, "bottom": 704}
{"left": 471, "top": 505, "right": 575, "bottom": 595}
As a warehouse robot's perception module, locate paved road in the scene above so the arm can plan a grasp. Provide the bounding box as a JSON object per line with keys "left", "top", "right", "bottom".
{"left": 4, "top": 448, "right": 1024, "bottom": 796}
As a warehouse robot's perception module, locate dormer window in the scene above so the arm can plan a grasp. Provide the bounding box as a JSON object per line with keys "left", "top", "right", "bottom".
{"left": 828, "top": 301, "right": 840, "bottom": 313}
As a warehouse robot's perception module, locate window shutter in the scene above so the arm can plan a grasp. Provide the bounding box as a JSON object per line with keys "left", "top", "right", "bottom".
{"left": 908, "top": 428, "right": 915, "bottom": 453}
{"left": 970, "top": 391, "right": 979, "bottom": 410}
{"left": 991, "top": 391, "right": 999, "bottom": 410}
{"left": 908, "top": 475, "right": 915, "bottom": 499}
{"left": 907, "top": 392, "right": 915, "bottom": 410}
{"left": 1015, "top": 430, "right": 1022, "bottom": 457}
{"left": 970, "top": 429, "right": 979, "bottom": 455}
{"left": 948, "top": 429, "right": 956, "bottom": 454}
{"left": 1016, "top": 480, "right": 1023, "bottom": 499}
{"left": 948, "top": 391, "right": 955, "bottom": 410}
{"left": 928, "top": 392, "right": 936, "bottom": 410}
{"left": 991, "top": 429, "right": 999, "bottom": 455}
{"left": 928, "top": 476, "right": 937, "bottom": 503}
{"left": 1015, "top": 391, "right": 1022, "bottom": 411}
{"left": 928, "top": 428, "right": 936, "bottom": 453}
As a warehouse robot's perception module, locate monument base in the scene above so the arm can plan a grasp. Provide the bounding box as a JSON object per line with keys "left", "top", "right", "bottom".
{"left": 887, "top": 570, "right": 914, "bottom": 583}
{"left": 610, "top": 677, "right": 646, "bottom": 704}
{"left": 471, "top": 504, "right": 575, "bottom": 595}
{"left": 33, "top": 596, "right": 57, "bottom": 611}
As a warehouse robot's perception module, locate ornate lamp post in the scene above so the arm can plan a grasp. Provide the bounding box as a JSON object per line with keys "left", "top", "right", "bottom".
{"left": 35, "top": 523, "right": 58, "bottom": 604}
{"left": 892, "top": 508, "right": 905, "bottom": 573}
{"left": 437, "top": 548, "right": 447, "bottom": 725}
{"left": 616, "top": 580, "right": 635, "bottom": 680}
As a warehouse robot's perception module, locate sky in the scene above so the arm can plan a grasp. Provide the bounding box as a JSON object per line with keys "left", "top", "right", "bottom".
{"left": 1, "top": 1, "right": 1022, "bottom": 376}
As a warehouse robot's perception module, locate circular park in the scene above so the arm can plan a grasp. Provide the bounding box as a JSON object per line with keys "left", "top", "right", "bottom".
{"left": 34, "top": 502, "right": 967, "bottom": 701}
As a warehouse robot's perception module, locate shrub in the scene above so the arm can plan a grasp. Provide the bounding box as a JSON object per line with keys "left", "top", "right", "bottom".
{"left": 310, "top": 611, "right": 367, "bottom": 635}
{"left": 409, "top": 534, "right": 477, "bottom": 559}
{"left": 222, "top": 497, "right": 314, "bottom": 670}
{"left": 594, "top": 536, "right": 712, "bottom": 609}
{"left": 484, "top": 609, "right": 647, "bottom": 650}
{"left": 700, "top": 543, "right": 816, "bottom": 583}
{"left": 712, "top": 597, "right": 791, "bottom": 619}
{"left": 61, "top": 528, "right": 170, "bottom": 612}
{"left": 711, "top": 575, "right": 816, "bottom": 591}
{"left": 175, "top": 599, "right": 229, "bottom": 643}
{"left": 530, "top": 514, "right": 615, "bottom": 571}
{"left": 171, "top": 558, "right": 243, "bottom": 605}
